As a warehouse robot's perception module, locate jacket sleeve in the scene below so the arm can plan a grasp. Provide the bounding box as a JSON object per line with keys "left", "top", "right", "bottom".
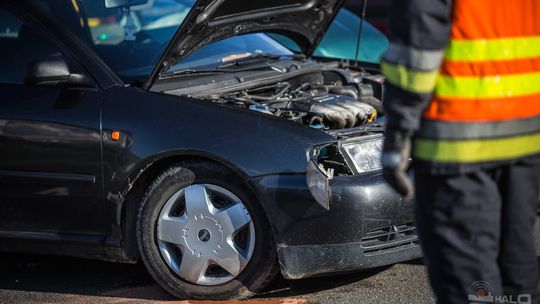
{"left": 381, "top": 0, "right": 454, "bottom": 133}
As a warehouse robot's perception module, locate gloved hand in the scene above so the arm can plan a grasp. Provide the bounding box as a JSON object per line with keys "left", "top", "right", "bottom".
{"left": 381, "top": 129, "right": 414, "bottom": 198}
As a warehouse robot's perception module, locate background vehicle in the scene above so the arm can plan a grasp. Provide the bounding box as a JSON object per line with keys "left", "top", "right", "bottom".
{"left": 345, "top": 0, "right": 390, "bottom": 35}
{"left": 0, "top": 0, "right": 419, "bottom": 300}
{"left": 270, "top": 7, "right": 388, "bottom": 64}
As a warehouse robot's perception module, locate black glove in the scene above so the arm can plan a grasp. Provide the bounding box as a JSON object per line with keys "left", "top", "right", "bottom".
{"left": 381, "top": 129, "right": 414, "bottom": 198}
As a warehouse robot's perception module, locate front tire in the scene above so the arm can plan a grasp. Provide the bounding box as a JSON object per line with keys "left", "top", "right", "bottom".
{"left": 136, "top": 161, "right": 278, "bottom": 300}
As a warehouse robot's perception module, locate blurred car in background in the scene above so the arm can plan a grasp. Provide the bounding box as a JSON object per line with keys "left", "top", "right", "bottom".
{"left": 345, "top": 0, "right": 389, "bottom": 35}
{"left": 271, "top": 6, "right": 389, "bottom": 64}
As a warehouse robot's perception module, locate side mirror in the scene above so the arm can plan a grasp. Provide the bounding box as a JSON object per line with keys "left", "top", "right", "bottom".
{"left": 24, "top": 56, "right": 94, "bottom": 88}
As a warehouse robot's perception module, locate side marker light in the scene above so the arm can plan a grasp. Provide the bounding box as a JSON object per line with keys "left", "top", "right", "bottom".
{"left": 112, "top": 131, "right": 120, "bottom": 141}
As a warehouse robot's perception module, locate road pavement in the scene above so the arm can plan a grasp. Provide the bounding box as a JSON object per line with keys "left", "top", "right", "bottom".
{"left": 1, "top": 217, "right": 538, "bottom": 304}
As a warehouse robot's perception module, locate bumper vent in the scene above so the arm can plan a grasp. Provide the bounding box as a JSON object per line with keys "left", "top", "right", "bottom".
{"left": 361, "top": 223, "right": 419, "bottom": 256}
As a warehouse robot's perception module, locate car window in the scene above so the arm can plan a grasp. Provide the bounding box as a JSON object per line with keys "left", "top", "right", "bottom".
{"left": 82, "top": 0, "right": 193, "bottom": 46}
{"left": 0, "top": 8, "right": 72, "bottom": 84}
{"left": 37, "top": 0, "right": 194, "bottom": 83}
{"left": 0, "top": 8, "right": 22, "bottom": 38}
{"left": 76, "top": 0, "right": 195, "bottom": 83}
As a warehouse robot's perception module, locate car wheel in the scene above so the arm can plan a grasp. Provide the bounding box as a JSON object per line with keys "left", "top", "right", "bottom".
{"left": 136, "top": 161, "right": 278, "bottom": 300}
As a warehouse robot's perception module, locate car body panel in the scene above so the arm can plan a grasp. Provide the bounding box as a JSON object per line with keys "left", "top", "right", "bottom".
{"left": 0, "top": 84, "right": 106, "bottom": 235}
{"left": 99, "top": 86, "right": 335, "bottom": 244}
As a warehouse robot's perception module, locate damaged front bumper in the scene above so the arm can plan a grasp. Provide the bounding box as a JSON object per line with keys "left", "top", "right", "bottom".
{"left": 278, "top": 234, "right": 421, "bottom": 279}
{"left": 249, "top": 166, "right": 422, "bottom": 280}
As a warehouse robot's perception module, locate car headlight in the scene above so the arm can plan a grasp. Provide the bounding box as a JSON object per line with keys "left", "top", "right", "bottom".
{"left": 340, "top": 136, "right": 384, "bottom": 174}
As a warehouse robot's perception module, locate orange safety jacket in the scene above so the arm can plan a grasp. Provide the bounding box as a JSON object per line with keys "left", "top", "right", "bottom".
{"left": 382, "top": 0, "right": 540, "bottom": 164}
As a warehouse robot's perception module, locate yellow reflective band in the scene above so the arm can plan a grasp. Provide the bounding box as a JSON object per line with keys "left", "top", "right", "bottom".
{"left": 414, "top": 132, "right": 540, "bottom": 163}
{"left": 436, "top": 71, "right": 540, "bottom": 99}
{"left": 445, "top": 36, "right": 540, "bottom": 62}
{"left": 381, "top": 62, "right": 439, "bottom": 94}
{"left": 71, "top": 0, "right": 80, "bottom": 13}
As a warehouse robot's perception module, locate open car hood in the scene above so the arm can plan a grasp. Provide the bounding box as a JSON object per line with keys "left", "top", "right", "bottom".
{"left": 146, "top": 0, "right": 346, "bottom": 87}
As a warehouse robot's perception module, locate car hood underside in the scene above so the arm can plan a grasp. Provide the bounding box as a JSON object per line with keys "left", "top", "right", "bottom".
{"left": 148, "top": 0, "right": 345, "bottom": 84}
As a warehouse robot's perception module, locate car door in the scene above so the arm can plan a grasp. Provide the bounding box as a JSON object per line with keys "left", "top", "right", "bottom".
{"left": 0, "top": 6, "right": 106, "bottom": 237}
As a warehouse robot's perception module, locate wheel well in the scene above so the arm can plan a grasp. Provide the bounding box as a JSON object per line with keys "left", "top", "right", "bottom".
{"left": 120, "top": 155, "right": 269, "bottom": 260}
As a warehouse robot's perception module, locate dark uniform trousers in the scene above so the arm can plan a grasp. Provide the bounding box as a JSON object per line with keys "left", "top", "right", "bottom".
{"left": 415, "top": 157, "right": 540, "bottom": 304}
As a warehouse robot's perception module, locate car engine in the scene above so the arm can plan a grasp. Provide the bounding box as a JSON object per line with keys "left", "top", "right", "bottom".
{"left": 218, "top": 81, "right": 381, "bottom": 129}
{"left": 161, "top": 61, "right": 385, "bottom": 130}
{"left": 204, "top": 66, "right": 386, "bottom": 130}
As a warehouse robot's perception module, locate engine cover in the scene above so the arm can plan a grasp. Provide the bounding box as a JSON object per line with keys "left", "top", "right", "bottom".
{"left": 271, "top": 94, "right": 377, "bottom": 129}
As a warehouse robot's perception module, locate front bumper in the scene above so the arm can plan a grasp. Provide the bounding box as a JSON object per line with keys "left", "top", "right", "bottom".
{"left": 249, "top": 171, "right": 421, "bottom": 279}
{"left": 278, "top": 238, "right": 421, "bottom": 279}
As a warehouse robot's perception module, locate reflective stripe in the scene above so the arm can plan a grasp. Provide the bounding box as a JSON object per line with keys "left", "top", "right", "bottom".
{"left": 414, "top": 132, "right": 540, "bottom": 163}
{"left": 71, "top": 0, "right": 80, "bottom": 12}
{"left": 419, "top": 116, "right": 540, "bottom": 140}
{"left": 436, "top": 71, "right": 540, "bottom": 99}
{"left": 383, "top": 43, "right": 444, "bottom": 71}
{"left": 381, "top": 62, "right": 439, "bottom": 94}
{"left": 445, "top": 36, "right": 540, "bottom": 62}
{"left": 441, "top": 56, "right": 540, "bottom": 77}
{"left": 424, "top": 93, "right": 540, "bottom": 122}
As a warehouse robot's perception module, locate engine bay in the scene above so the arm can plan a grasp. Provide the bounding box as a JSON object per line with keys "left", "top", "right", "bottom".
{"left": 158, "top": 59, "right": 385, "bottom": 131}
{"left": 219, "top": 79, "right": 383, "bottom": 130}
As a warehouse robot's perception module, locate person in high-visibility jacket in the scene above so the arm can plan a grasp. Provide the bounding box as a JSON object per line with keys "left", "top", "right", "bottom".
{"left": 380, "top": 0, "right": 540, "bottom": 303}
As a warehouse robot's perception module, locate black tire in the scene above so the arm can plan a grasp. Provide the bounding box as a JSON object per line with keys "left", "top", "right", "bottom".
{"left": 136, "top": 160, "right": 278, "bottom": 300}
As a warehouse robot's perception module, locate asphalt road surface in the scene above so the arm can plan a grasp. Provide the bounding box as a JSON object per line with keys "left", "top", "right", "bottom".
{"left": 1, "top": 217, "right": 538, "bottom": 304}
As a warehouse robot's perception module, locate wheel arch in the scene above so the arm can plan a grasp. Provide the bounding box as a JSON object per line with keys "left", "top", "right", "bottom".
{"left": 119, "top": 152, "right": 275, "bottom": 260}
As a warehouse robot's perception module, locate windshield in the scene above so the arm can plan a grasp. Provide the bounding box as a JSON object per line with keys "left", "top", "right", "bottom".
{"left": 168, "top": 34, "right": 294, "bottom": 73}
{"left": 46, "top": 0, "right": 195, "bottom": 83}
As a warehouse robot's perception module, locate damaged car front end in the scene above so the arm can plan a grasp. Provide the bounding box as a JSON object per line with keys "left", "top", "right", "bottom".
{"left": 246, "top": 121, "right": 420, "bottom": 279}
{"left": 150, "top": 24, "right": 422, "bottom": 278}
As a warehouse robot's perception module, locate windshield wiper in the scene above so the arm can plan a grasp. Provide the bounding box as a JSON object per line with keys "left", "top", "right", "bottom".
{"left": 161, "top": 69, "right": 232, "bottom": 79}
{"left": 218, "top": 53, "right": 283, "bottom": 70}
{"left": 163, "top": 65, "right": 289, "bottom": 80}
{"left": 162, "top": 54, "right": 295, "bottom": 79}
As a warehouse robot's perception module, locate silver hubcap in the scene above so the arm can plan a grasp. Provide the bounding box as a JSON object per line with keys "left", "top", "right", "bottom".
{"left": 157, "top": 184, "right": 255, "bottom": 286}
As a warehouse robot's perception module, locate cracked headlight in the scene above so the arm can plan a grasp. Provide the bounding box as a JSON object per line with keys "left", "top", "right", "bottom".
{"left": 341, "top": 136, "right": 384, "bottom": 174}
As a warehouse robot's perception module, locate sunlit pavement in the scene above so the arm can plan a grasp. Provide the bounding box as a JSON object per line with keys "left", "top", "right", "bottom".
{"left": 0, "top": 253, "right": 432, "bottom": 304}
{"left": 1, "top": 216, "right": 538, "bottom": 304}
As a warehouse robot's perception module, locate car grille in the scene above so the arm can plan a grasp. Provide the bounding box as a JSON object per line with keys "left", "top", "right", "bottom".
{"left": 360, "top": 223, "right": 419, "bottom": 256}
